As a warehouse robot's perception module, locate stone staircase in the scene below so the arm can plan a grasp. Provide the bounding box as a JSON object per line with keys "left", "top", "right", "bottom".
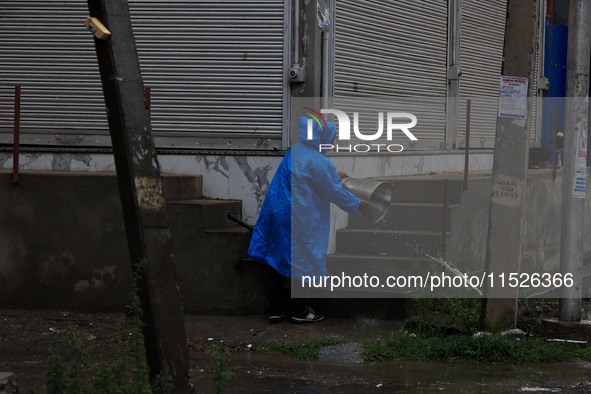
{"left": 326, "top": 177, "right": 465, "bottom": 298}
{"left": 169, "top": 174, "right": 465, "bottom": 316}
{"left": 164, "top": 175, "right": 267, "bottom": 315}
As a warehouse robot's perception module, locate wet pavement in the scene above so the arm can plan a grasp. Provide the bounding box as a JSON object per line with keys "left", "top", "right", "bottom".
{"left": 184, "top": 314, "right": 403, "bottom": 350}
{"left": 187, "top": 315, "right": 591, "bottom": 393}
{"left": 3, "top": 310, "right": 591, "bottom": 392}
{"left": 191, "top": 352, "right": 591, "bottom": 393}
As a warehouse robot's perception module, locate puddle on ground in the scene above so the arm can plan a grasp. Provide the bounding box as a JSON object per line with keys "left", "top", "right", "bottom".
{"left": 190, "top": 351, "right": 591, "bottom": 393}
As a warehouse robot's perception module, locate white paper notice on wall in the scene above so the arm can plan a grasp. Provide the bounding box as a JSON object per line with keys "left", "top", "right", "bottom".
{"left": 573, "top": 154, "right": 587, "bottom": 198}
{"left": 498, "top": 76, "right": 528, "bottom": 119}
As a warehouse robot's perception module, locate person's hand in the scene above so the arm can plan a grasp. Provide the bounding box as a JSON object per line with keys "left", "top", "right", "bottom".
{"left": 358, "top": 199, "right": 371, "bottom": 214}
{"left": 337, "top": 171, "right": 349, "bottom": 181}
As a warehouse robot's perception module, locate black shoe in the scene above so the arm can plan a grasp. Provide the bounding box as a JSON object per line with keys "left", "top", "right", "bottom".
{"left": 291, "top": 306, "right": 325, "bottom": 323}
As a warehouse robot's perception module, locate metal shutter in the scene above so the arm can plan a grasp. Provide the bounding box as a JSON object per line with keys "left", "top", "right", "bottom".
{"left": 333, "top": 0, "right": 448, "bottom": 150}
{"left": 457, "top": 0, "right": 507, "bottom": 148}
{"left": 130, "top": 0, "right": 287, "bottom": 149}
{"left": 0, "top": 1, "right": 108, "bottom": 146}
{"left": 0, "top": 0, "right": 287, "bottom": 150}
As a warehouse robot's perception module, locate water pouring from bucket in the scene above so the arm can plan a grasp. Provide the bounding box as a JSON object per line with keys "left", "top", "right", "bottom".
{"left": 340, "top": 177, "right": 393, "bottom": 223}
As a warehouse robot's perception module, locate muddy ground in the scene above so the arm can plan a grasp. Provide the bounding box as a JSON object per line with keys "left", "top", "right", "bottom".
{"left": 2, "top": 309, "right": 591, "bottom": 393}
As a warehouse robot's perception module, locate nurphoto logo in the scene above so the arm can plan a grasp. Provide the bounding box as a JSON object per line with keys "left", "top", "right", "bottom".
{"left": 304, "top": 107, "right": 418, "bottom": 153}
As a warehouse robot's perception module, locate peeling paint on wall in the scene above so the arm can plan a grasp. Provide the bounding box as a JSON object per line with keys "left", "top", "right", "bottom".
{"left": 196, "top": 155, "right": 230, "bottom": 179}
{"left": 0, "top": 153, "right": 10, "bottom": 168}
{"left": 51, "top": 154, "right": 92, "bottom": 171}
{"left": 19, "top": 153, "right": 42, "bottom": 169}
{"left": 234, "top": 156, "right": 272, "bottom": 212}
{"left": 74, "top": 265, "right": 117, "bottom": 292}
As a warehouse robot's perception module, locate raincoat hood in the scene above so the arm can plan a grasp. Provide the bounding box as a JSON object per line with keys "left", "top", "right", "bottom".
{"left": 298, "top": 116, "right": 337, "bottom": 154}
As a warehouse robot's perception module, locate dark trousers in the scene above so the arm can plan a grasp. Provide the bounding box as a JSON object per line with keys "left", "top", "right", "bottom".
{"left": 266, "top": 265, "right": 307, "bottom": 315}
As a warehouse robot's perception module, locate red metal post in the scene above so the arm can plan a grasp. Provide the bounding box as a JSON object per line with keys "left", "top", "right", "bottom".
{"left": 12, "top": 86, "right": 21, "bottom": 184}
{"left": 464, "top": 99, "right": 471, "bottom": 190}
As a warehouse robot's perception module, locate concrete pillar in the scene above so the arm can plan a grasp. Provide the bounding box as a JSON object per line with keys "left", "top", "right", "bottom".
{"left": 481, "top": 0, "right": 540, "bottom": 328}
{"left": 558, "top": 0, "right": 590, "bottom": 321}
{"left": 86, "top": 1, "right": 191, "bottom": 391}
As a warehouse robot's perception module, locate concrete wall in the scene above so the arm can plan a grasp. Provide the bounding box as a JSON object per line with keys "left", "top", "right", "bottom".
{"left": 446, "top": 169, "right": 591, "bottom": 296}
{"left": 0, "top": 172, "right": 132, "bottom": 311}
{"left": 0, "top": 166, "right": 589, "bottom": 313}
{"left": 0, "top": 171, "right": 268, "bottom": 314}
{"left": 521, "top": 170, "right": 568, "bottom": 277}
{"left": 0, "top": 150, "right": 495, "bottom": 242}
{"left": 0, "top": 149, "right": 493, "bottom": 314}
{"left": 446, "top": 175, "right": 493, "bottom": 272}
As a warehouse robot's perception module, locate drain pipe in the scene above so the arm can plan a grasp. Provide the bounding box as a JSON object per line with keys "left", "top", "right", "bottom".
{"left": 289, "top": 0, "right": 305, "bottom": 82}
{"left": 321, "top": 29, "right": 329, "bottom": 108}
{"left": 293, "top": 0, "right": 300, "bottom": 66}
{"left": 319, "top": 3, "right": 331, "bottom": 108}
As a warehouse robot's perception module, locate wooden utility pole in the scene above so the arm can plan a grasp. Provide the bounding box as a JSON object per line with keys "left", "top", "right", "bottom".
{"left": 86, "top": 1, "right": 192, "bottom": 391}
{"left": 481, "top": 0, "right": 539, "bottom": 328}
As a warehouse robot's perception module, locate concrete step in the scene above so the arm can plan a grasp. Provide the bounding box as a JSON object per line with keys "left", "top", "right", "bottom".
{"left": 349, "top": 202, "right": 458, "bottom": 232}
{"left": 327, "top": 253, "right": 436, "bottom": 275}
{"left": 167, "top": 201, "right": 267, "bottom": 314}
{"left": 386, "top": 178, "right": 463, "bottom": 204}
{"left": 203, "top": 226, "right": 251, "bottom": 266}
{"left": 335, "top": 229, "right": 445, "bottom": 257}
{"left": 162, "top": 174, "right": 203, "bottom": 201}
{"left": 204, "top": 225, "right": 251, "bottom": 235}
{"left": 167, "top": 198, "right": 242, "bottom": 231}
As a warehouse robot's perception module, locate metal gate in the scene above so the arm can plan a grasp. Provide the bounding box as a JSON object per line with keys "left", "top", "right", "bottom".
{"left": 332, "top": 0, "right": 449, "bottom": 150}
{"left": 457, "top": 0, "right": 508, "bottom": 149}
{"left": 0, "top": 0, "right": 287, "bottom": 150}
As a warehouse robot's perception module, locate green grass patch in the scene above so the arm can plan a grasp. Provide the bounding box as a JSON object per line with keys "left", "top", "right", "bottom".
{"left": 265, "top": 298, "right": 590, "bottom": 365}
{"left": 266, "top": 331, "right": 591, "bottom": 365}
{"left": 362, "top": 330, "right": 591, "bottom": 364}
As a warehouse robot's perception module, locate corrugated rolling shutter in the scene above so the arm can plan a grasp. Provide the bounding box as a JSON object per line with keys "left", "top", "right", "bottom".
{"left": 333, "top": 0, "right": 448, "bottom": 150}
{"left": 131, "top": 0, "right": 286, "bottom": 149}
{"left": 458, "top": 0, "right": 507, "bottom": 148}
{"left": 529, "top": 5, "right": 541, "bottom": 146}
{"left": 0, "top": 1, "right": 107, "bottom": 146}
{"left": 0, "top": 0, "right": 286, "bottom": 150}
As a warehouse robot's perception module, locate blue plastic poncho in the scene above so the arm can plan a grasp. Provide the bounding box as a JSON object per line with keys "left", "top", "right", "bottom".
{"left": 248, "top": 117, "right": 361, "bottom": 280}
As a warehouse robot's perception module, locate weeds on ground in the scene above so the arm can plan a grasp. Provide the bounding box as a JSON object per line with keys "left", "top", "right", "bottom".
{"left": 517, "top": 298, "right": 559, "bottom": 337}
{"left": 362, "top": 330, "right": 591, "bottom": 364}
{"left": 266, "top": 297, "right": 591, "bottom": 366}
{"left": 45, "top": 331, "right": 88, "bottom": 394}
{"left": 33, "top": 259, "right": 172, "bottom": 394}
{"left": 406, "top": 297, "right": 483, "bottom": 337}
{"left": 269, "top": 331, "right": 591, "bottom": 365}
{"left": 208, "top": 347, "right": 234, "bottom": 394}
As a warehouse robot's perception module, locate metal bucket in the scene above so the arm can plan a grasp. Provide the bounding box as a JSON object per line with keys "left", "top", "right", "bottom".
{"left": 341, "top": 177, "right": 393, "bottom": 223}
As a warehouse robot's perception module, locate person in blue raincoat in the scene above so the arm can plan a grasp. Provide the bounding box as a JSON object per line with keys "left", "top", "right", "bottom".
{"left": 248, "top": 116, "right": 364, "bottom": 323}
